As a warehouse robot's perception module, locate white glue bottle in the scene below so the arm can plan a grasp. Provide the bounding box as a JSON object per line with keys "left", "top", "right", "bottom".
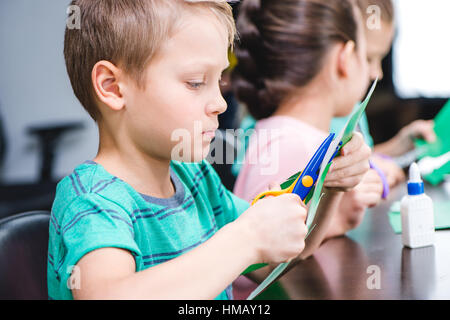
{"left": 401, "top": 162, "right": 435, "bottom": 248}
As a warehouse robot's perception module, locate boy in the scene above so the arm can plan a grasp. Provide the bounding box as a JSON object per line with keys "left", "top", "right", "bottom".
{"left": 48, "top": 0, "right": 370, "bottom": 300}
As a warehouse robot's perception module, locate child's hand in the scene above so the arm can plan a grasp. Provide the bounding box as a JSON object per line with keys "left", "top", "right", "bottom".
{"left": 376, "top": 120, "right": 436, "bottom": 157}
{"left": 349, "top": 169, "right": 384, "bottom": 209}
{"left": 324, "top": 132, "right": 372, "bottom": 192}
{"left": 397, "top": 120, "right": 436, "bottom": 152}
{"left": 371, "top": 155, "right": 405, "bottom": 188}
{"left": 325, "top": 169, "right": 383, "bottom": 239}
{"left": 238, "top": 185, "right": 308, "bottom": 265}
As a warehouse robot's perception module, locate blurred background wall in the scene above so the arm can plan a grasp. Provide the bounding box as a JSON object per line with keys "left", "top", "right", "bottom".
{"left": 0, "top": 0, "right": 97, "bottom": 184}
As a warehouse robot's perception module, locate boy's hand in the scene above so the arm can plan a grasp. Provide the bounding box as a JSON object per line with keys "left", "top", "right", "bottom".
{"left": 239, "top": 185, "right": 308, "bottom": 265}
{"left": 324, "top": 132, "right": 372, "bottom": 192}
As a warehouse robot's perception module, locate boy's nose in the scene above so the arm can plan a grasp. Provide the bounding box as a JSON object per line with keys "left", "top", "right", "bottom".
{"left": 207, "top": 92, "right": 228, "bottom": 116}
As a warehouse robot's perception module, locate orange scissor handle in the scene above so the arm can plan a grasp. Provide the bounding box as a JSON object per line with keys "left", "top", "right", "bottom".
{"left": 250, "top": 172, "right": 303, "bottom": 206}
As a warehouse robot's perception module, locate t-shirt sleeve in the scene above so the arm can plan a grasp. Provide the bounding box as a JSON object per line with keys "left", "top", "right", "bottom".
{"left": 56, "top": 193, "right": 141, "bottom": 287}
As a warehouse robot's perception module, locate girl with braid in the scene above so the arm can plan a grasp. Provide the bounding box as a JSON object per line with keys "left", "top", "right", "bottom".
{"left": 233, "top": 0, "right": 383, "bottom": 244}
{"left": 231, "top": 0, "right": 384, "bottom": 299}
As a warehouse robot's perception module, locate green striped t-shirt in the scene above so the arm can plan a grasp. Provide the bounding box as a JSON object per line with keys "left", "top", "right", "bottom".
{"left": 47, "top": 160, "right": 250, "bottom": 300}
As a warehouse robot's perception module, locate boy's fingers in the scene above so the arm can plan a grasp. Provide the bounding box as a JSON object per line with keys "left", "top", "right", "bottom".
{"left": 282, "top": 193, "right": 307, "bottom": 210}
{"left": 262, "top": 182, "right": 282, "bottom": 199}
{"left": 284, "top": 192, "right": 304, "bottom": 202}
{"left": 297, "top": 198, "right": 307, "bottom": 209}
{"left": 268, "top": 182, "right": 282, "bottom": 191}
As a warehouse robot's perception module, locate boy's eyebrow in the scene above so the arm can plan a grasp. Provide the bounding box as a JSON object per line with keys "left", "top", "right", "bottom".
{"left": 183, "top": 60, "right": 230, "bottom": 72}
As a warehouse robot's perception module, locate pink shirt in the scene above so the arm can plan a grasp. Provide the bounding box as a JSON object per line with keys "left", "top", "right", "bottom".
{"left": 233, "top": 116, "right": 328, "bottom": 202}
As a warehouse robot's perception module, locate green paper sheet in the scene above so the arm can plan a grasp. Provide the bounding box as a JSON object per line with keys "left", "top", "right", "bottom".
{"left": 388, "top": 201, "right": 450, "bottom": 234}
{"left": 246, "top": 79, "right": 378, "bottom": 300}
{"left": 423, "top": 162, "right": 450, "bottom": 186}
{"left": 415, "top": 100, "right": 450, "bottom": 185}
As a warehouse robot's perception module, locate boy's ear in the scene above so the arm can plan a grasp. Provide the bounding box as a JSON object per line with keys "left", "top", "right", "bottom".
{"left": 337, "top": 40, "right": 356, "bottom": 79}
{"left": 92, "top": 61, "right": 125, "bottom": 111}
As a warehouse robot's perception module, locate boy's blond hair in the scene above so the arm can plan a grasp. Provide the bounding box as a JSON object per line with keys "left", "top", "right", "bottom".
{"left": 64, "top": 0, "right": 236, "bottom": 121}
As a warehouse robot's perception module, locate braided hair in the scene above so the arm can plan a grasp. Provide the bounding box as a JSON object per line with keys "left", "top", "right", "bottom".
{"left": 233, "top": 0, "right": 360, "bottom": 120}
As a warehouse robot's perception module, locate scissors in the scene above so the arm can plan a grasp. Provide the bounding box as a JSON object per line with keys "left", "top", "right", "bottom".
{"left": 251, "top": 133, "right": 342, "bottom": 205}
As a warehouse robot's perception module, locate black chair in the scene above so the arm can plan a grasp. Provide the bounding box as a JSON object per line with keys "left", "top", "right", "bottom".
{"left": 0, "top": 211, "right": 50, "bottom": 300}
{"left": 27, "top": 122, "right": 84, "bottom": 183}
{"left": 0, "top": 121, "right": 83, "bottom": 220}
{"left": 0, "top": 183, "right": 57, "bottom": 220}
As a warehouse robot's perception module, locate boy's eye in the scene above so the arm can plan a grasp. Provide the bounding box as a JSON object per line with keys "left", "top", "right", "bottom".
{"left": 187, "top": 81, "right": 205, "bottom": 89}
